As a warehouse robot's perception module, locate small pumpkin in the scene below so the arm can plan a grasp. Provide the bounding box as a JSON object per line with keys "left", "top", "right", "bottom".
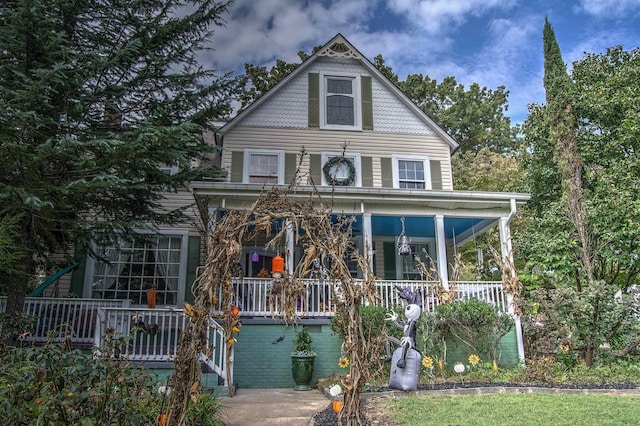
{"left": 232, "top": 305, "right": 240, "bottom": 317}
{"left": 332, "top": 400, "right": 343, "bottom": 413}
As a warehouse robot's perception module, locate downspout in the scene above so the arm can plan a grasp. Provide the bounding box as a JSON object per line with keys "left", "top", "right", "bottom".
{"left": 499, "top": 198, "right": 525, "bottom": 364}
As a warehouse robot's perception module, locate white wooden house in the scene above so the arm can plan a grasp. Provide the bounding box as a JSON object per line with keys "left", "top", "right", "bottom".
{"left": 5, "top": 34, "right": 529, "bottom": 389}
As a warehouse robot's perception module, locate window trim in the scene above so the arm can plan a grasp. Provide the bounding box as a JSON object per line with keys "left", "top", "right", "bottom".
{"left": 321, "top": 152, "right": 362, "bottom": 187}
{"left": 83, "top": 230, "right": 188, "bottom": 306}
{"left": 319, "top": 72, "right": 361, "bottom": 131}
{"left": 392, "top": 154, "right": 432, "bottom": 190}
{"left": 243, "top": 149, "right": 285, "bottom": 185}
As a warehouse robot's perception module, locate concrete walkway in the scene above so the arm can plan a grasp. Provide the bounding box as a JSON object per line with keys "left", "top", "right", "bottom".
{"left": 221, "top": 388, "right": 329, "bottom": 426}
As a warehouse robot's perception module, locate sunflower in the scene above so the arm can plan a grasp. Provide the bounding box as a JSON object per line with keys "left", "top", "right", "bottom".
{"left": 338, "top": 357, "right": 349, "bottom": 368}
{"left": 421, "top": 356, "right": 434, "bottom": 369}
{"left": 468, "top": 354, "right": 480, "bottom": 365}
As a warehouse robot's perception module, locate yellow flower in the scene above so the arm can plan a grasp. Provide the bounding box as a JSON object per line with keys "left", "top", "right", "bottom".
{"left": 493, "top": 360, "right": 499, "bottom": 372}
{"left": 468, "top": 354, "right": 480, "bottom": 365}
{"left": 438, "top": 360, "right": 444, "bottom": 371}
{"left": 338, "top": 357, "right": 349, "bottom": 368}
{"left": 422, "top": 356, "right": 434, "bottom": 369}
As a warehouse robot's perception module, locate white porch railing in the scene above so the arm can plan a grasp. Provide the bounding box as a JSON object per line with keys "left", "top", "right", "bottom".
{"left": 0, "top": 297, "right": 129, "bottom": 344}
{"left": 93, "top": 307, "right": 229, "bottom": 385}
{"left": 220, "top": 278, "right": 507, "bottom": 316}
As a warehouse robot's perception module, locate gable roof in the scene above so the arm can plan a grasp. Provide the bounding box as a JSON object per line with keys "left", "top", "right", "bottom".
{"left": 217, "top": 34, "right": 460, "bottom": 153}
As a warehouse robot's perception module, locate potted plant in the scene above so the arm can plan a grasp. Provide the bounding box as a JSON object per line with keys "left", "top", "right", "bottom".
{"left": 291, "top": 327, "right": 317, "bottom": 391}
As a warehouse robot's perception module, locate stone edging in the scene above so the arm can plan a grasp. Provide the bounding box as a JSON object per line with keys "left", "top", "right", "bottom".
{"left": 362, "top": 386, "right": 640, "bottom": 399}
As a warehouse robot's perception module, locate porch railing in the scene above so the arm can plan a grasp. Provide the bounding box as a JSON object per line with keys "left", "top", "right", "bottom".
{"left": 93, "top": 307, "right": 229, "bottom": 385}
{"left": 221, "top": 278, "right": 506, "bottom": 316}
{"left": 0, "top": 297, "right": 129, "bottom": 344}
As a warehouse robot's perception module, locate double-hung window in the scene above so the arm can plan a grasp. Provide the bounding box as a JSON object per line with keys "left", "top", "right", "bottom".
{"left": 320, "top": 72, "right": 361, "bottom": 130}
{"left": 321, "top": 152, "right": 361, "bottom": 187}
{"left": 243, "top": 149, "right": 284, "bottom": 185}
{"left": 392, "top": 155, "right": 431, "bottom": 189}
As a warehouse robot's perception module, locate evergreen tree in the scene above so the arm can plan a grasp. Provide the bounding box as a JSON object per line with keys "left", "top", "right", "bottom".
{"left": 0, "top": 0, "right": 236, "bottom": 316}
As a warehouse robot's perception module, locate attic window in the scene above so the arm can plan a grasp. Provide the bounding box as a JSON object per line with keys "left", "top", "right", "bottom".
{"left": 320, "top": 72, "right": 361, "bottom": 130}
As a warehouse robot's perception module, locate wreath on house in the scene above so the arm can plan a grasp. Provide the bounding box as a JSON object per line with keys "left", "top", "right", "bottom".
{"left": 323, "top": 156, "right": 356, "bottom": 186}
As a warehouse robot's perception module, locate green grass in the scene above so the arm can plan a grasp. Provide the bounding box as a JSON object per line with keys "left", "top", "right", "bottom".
{"left": 383, "top": 393, "right": 640, "bottom": 425}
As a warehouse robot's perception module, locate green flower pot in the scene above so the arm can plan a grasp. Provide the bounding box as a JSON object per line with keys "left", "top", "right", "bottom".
{"left": 291, "top": 355, "right": 316, "bottom": 391}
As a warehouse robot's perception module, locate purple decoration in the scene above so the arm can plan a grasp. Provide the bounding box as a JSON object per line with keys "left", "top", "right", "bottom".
{"left": 251, "top": 252, "right": 260, "bottom": 262}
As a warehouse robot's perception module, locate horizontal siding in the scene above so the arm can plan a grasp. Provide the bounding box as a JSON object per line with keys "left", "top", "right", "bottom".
{"left": 160, "top": 189, "right": 201, "bottom": 231}
{"left": 221, "top": 127, "right": 453, "bottom": 190}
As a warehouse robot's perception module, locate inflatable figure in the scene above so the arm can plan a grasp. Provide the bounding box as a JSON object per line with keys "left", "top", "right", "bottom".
{"left": 385, "top": 286, "right": 422, "bottom": 391}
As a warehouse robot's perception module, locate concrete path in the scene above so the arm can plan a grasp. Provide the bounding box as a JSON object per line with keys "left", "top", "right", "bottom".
{"left": 221, "top": 388, "right": 329, "bottom": 426}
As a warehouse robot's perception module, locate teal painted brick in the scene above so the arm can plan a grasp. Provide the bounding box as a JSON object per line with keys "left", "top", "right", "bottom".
{"left": 232, "top": 323, "right": 342, "bottom": 388}
{"left": 443, "top": 326, "right": 520, "bottom": 368}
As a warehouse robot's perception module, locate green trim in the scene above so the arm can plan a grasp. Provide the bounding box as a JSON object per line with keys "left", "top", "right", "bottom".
{"left": 381, "top": 157, "right": 393, "bottom": 188}
{"left": 430, "top": 160, "right": 442, "bottom": 190}
{"left": 310, "top": 154, "right": 321, "bottom": 186}
{"left": 185, "top": 236, "right": 201, "bottom": 304}
{"left": 230, "top": 151, "right": 244, "bottom": 182}
{"left": 361, "top": 76, "right": 373, "bottom": 130}
{"left": 285, "top": 153, "right": 297, "bottom": 184}
{"left": 308, "top": 73, "right": 320, "bottom": 128}
{"left": 361, "top": 156, "right": 373, "bottom": 187}
{"left": 383, "top": 241, "right": 397, "bottom": 280}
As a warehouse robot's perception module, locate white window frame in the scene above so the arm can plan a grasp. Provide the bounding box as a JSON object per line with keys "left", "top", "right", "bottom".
{"left": 243, "top": 149, "right": 285, "bottom": 185}
{"left": 321, "top": 152, "right": 362, "bottom": 187}
{"left": 392, "top": 154, "right": 431, "bottom": 190}
{"left": 159, "top": 164, "right": 179, "bottom": 175}
{"left": 83, "top": 230, "right": 189, "bottom": 306}
{"left": 319, "top": 72, "right": 361, "bottom": 131}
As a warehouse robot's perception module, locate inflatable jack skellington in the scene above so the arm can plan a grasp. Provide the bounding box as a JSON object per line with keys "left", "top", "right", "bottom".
{"left": 385, "top": 286, "right": 422, "bottom": 391}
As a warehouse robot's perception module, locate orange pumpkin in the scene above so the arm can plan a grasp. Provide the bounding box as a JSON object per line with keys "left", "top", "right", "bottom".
{"left": 332, "top": 400, "right": 343, "bottom": 413}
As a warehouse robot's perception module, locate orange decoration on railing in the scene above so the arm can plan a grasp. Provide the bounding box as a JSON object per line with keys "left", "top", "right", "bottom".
{"left": 271, "top": 253, "right": 284, "bottom": 274}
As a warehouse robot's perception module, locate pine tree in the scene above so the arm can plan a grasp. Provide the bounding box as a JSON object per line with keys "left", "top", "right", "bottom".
{"left": 0, "top": 0, "right": 236, "bottom": 317}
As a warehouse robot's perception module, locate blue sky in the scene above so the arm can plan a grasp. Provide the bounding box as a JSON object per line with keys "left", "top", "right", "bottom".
{"left": 207, "top": 0, "right": 640, "bottom": 124}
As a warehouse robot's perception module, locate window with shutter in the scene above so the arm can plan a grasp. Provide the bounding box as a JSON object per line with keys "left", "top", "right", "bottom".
{"left": 319, "top": 72, "right": 361, "bottom": 130}
{"left": 243, "top": 149, "right": 285, "bottom": 185}
{"left": 392, "top": 154, "right": 432, "bottom": 189}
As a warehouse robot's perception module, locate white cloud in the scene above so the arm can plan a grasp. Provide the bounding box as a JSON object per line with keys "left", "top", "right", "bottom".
{"left": 576, "top": 0, "right": 640, "bottom": 18}
{"left": 386, "top": 0, "right": 518, "bottom": 34}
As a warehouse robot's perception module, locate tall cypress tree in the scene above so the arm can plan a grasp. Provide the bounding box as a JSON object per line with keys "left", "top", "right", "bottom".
{"left": 0, "top": 0, "right": 236, "bottom": 318}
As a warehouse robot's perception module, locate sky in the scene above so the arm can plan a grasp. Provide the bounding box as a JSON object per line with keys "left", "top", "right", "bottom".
{"left": 204, "top": 0, "right": 640, "bottom": 124}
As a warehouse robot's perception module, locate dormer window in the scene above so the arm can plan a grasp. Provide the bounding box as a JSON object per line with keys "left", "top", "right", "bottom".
{"left": 320, "top": 72, "right": 361, "bottom": 130}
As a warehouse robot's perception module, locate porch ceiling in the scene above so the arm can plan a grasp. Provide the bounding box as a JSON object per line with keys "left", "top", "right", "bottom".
{"left": 190, "top": 182, "right": 529, "bottom": 243}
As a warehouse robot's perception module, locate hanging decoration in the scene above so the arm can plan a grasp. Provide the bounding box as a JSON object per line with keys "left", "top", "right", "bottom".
{"left": 251, "top": 252, "right": 260, "bottom": 262}
{"left": 397, "top": 217, "right": 412, "bottom": 256}
{"left": 271, "top": 253, "right": 284, "bottom": 278}
{"left": 322, "top": 156, "right": 356, "bottom": 186}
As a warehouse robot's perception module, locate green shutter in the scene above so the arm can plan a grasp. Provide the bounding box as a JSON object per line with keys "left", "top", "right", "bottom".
{"left": 430, "top": 160, "right": 442, "bottom": 190}
{"left": 361, "top": 156, "right": 373, "bottom": 187}
{"left": 381, "top": 157, "right": 393, "bottom": 188}
{"left": 310, "top": 154, "right": 321, "bottom": 185}
{"left": 383, "top": 242, "right": 397, "bottom": 280}
{"left": 184, "top": 236, "right": 201, "bottom": 304}
{"left": 308, "top": 73, "right": 320, "bottom": 128}
{"left": 230, "top": 151, "right": 244, "bottom": 182}
{"left": 361, "top": 76, "right": 373, "bottom": 130}
{"left": 69, "top": 250, "right": 87, "bottom": 297}
{"left": 285, "top": 153, "right": 297, "bottom": 184}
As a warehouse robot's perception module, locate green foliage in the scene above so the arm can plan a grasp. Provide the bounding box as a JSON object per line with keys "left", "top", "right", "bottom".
{"left": 428, "top": 299, "right": 514, "bottom": 361}
{"left": 0, "top": 0, "right": 236, "bottom": 312}
{"left": 0, "top": 343, "right": 163, "bottom": 425}
{"left": 185, "top": 390, "right": 225, "bottom": 426}
{"left": 292, "top": 327, "right": 316, "bottom": 356}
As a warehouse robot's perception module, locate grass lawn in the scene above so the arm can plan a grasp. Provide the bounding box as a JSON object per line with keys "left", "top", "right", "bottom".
{"left": 382, "top": 393, "right": 640, "bottom": 425}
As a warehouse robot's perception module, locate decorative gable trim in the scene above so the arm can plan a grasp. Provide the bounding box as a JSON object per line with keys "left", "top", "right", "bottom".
{"left": 316, "top": 38, "right": 362, "bottom": 59}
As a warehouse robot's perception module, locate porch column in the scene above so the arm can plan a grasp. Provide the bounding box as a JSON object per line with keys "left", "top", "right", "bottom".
{"left": 362, "top": 213, "right": 373, "bottom": 276}
{"left": 499, "top": 199, "right": 525, "bottom": 363}
{"left": 435, "top": 214, "right": 449, "bottom": 290}
{"left": 286, "top": 219, "right": 295, "bottom": 274}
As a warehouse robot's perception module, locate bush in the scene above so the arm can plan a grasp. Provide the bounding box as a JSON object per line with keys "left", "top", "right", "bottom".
{"left": 426, "top": 299, "right": 514, "bottom": 362}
